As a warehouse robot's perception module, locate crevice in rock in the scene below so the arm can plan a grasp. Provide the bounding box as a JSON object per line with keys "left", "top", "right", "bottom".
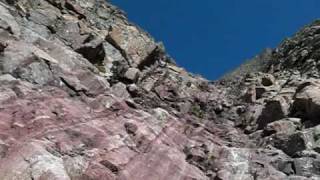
{"left": 76, "top": 43, "right": 105, "bottom": 65}
{"left": 59, "top": 77, "right": 82, "bottom": 96}
{"left": 64, "top": 1, "right": 86, "bottom": 19}
{"left": 45, "top": 0, "right": 64, "bottom": 9}
{"left": 82, "top": 34, "right": 95, "bottom": 44}
{"left": 137, "top": 46, "right": 164, "bottom": 71}
{"left": 108, "top": 60, "right": 131, "bottom": 85}
{"left": 100, "top": 160, "right": 119, "bottom": 175}
{"left": 46, "top": 25, "right": 57, "bottom": 34}
{"left": 291, "top": 161, "right": 297, "bottom": 175}
{"left": 0, "top": 18, "right": 14, "bottom": 35}
{"left": 0, "top": 42, "right": 7, "bottom": 53}
{"left": 4, "top": 0, "right": 15, "bottom": 5}
{"left": 138, "top": 50, "right": 157, "bottom": 70}
{"left": 124, "top": 122, "right": 138, "bottom": 136}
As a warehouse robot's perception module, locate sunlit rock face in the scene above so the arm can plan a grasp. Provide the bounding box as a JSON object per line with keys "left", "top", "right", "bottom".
{"left": 1, "top": 0, "right": 320, "bottom": 179}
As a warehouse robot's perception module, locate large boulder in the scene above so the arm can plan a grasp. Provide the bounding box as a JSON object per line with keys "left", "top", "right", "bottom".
{"left": 257, "top": 96, "right": 290, "bottom": 129}
{"left": 292, "top": 80, "right": 320, "bottom": 126}
{"left": 263, "top": 118, "right": 301, "bottom": 136}
{"left": 107, "top": 23, "right": 157, "bottom": 67}
{"left": 242, "top": 93, "right": 292, "bottom": 133}
{"left": 267, "top": 130, "right": 314, "bottom": 157}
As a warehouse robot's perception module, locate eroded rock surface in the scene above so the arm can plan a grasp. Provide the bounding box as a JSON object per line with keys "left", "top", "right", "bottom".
{"left": 1, "top": 0, "right": 320, "bottom": 179}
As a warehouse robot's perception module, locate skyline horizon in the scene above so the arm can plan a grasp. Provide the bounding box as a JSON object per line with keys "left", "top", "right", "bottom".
{"left": 112, "top": 0, "right": 320, "bottom": 80}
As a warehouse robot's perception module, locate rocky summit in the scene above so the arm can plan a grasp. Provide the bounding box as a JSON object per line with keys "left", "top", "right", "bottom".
{"left": 1, "top": 0, "right": 320, "bottom": 180}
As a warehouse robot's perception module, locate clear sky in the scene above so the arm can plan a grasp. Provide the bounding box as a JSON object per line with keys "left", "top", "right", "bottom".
{"left": 111, "top": 0, "right": 320, "bottom": 80}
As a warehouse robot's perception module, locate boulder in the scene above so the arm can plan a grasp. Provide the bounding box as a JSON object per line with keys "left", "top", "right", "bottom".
{"left": 102, "top": 42, "right": 127, "bottom": 77}
{"left": 263, "top": 118, "right": 301, "bottom": 136}
{"left": 124, "top": 67, "right": 140, "bottom": 82}
{"left": 257, "top": 96, "right": 290, "bottom": 129}
{"left": 268, "top": 130, "right": 314, "bottom": 156}
{"left": 107, "top": 23, "right": 156, "bottom": 67}
{"left": 1, "top": 41, "right": 57, "bottom": 85}
{"left": 292, "top": 81, "right": 320, "bottom": 125}
{"left": 77, "top": 71, "right": 110, "bottom": 95}
{"left": 111, "top": 82, "right": 130, "bottom": 99}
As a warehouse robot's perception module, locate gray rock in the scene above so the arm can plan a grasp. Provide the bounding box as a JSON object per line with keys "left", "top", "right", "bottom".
{"left": 16, "top": 61, "right": 55, "bottom": 85}
{"left": 28, "top": 8, "right": 59, "bottom": 27}
{"left": 269, "top": 130, "right": 314, "bottom": 156}
{"left": 124, "top": 67, "right": 140, "bottom": 82}
{"left": 107, "top": 23, "right": 156, "bottom": 67}
{"left": 294, "top": 157, "right": 320, "bottom": 177}
{"left": 77, "top": 71, "right": 110, "bottom": 95}
{"left": 102, "top": 42, "right": 127, "bottom": 77}
{"left": 263, "top": 118, "right": 300, "bottom": 136}
{"left": 257, "top": 96, "right": 290, "bottom": 129}
{"left": 292, "top": 81, "right": 320, "bottom": 124}
{"left": 0, "top": 74, "right": 16, "bottom": 82}
{"left": 0, "top": 3, "right": 20, "bottom": 36}
{"left": 111, "top": 82, "right": 130, "bottom": 99}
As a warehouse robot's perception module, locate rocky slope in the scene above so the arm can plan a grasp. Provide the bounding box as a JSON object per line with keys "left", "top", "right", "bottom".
{"left": 0, "top": 0, "right": 320, "bottom": 179}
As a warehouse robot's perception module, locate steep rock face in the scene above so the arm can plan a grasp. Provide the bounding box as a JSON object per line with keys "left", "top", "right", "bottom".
{"left": 0, "top": 0, "right": 320, "bottom": 179}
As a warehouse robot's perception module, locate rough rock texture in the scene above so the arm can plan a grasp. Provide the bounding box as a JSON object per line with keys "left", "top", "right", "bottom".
{"left": 1, "top": 0, "right": 320, "bottom": 179}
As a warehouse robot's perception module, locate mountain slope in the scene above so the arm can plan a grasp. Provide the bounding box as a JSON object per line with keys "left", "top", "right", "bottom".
{"left": 0, "top": 0, "right": 320, "bottom": 179}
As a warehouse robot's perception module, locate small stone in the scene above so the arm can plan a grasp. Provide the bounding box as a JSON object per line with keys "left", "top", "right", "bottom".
{"left": 124, "top": 122, "right": 138, "bottom": 135}
{"left": 301, "top": 49, "right": 309, "bottom": 57}
{"left": 100, "top": 160, "right": 119, "bottom": 175}
{"left": 124, "top": 68, "right": 140, "bottom": 82}
{"left": 141, "top": 77, "right": 157, "bottom": 92}
{"left": 11, "top": 122, "right": 24, "bottom": 128}
{"left": 152, "top": 108, "right": 170, "bottom": 122}
{"left": 111, "top": 82, "right": 130, "bottom": 99}
{"left": 127, "top": 84, "right": 139, "bottom": 94}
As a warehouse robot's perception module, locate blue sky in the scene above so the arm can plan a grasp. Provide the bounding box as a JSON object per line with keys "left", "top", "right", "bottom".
{"left": 111, "top": 0, "right": 320, "bottom": 80}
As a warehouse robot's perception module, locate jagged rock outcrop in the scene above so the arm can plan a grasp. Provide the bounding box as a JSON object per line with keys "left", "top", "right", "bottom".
{"left": 1, "top": 0, "right": 320, "bottom": 179}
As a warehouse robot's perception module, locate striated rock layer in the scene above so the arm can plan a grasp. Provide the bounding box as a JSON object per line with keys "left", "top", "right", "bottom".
{"left": 1, "top": 0, "right": 320, "bottom": 179}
